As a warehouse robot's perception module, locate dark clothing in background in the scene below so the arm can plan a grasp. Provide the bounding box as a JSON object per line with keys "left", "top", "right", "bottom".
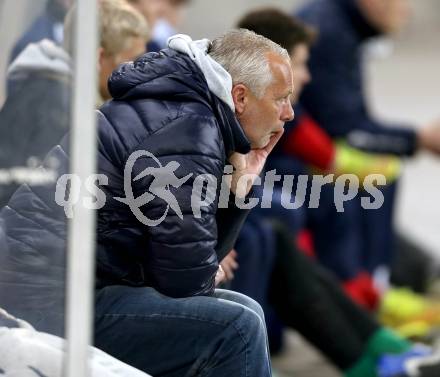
{"left": 0, "top": 75, "right": 69, "bottom": 207}
{"left": 268, "top": 222, "right": 379, "bottom": 370}
{"left": 0, "top": 40, "right": 71, "bottom": 335}
{"left": 230, "top": 213, "right": 380, "bottom": 369}
{"left": 0, "top": 40, "right": 71, "bottom": 208}
{"left": 8, "top": 1, "right": 67, "bottom": 65}
{"left": 296, "top": 0, "right": 417, "bottom": 156}
{"left": 0, "top": 139, "right": 69, "bottom": 337}
{"left": 231, "top": 212, "right": 276, "bottom": 308}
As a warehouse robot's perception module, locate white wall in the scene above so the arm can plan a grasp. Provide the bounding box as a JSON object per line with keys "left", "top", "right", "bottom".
{"left": 180, "top": 0, "right": 440, "bottom": 42}
{"left": 180, "top": 0, "right": 307, "bottom": 39}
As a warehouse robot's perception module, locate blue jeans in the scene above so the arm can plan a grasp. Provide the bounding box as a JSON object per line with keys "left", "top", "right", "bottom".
{"left": 94, "top": 286, "right": 271, "bottom": 377}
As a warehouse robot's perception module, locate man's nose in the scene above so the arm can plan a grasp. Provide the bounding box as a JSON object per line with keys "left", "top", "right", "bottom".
{"left": 282, "top": 103, "right": 295, "bottom": 122}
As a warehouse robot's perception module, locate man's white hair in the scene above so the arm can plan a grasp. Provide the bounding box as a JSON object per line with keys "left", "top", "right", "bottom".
{"left": 209, "top": 29, "right": 290, "bottom": 98}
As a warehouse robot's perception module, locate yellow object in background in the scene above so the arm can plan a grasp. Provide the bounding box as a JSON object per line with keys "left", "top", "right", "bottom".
{"left": 334, "top": 141, "right": 402, "bottom": 183}
{"left": 379, "top": 288, "right": 440, "bottom": 339}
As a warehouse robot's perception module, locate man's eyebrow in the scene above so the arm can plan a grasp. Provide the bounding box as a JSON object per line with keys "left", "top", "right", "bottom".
{"left": 274, "top": 89, "right": 293, "bottom": 100}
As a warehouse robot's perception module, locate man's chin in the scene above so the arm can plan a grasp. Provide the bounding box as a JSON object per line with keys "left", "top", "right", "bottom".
{"left": 251, "top": 138, "right": 271, "bottom": 150}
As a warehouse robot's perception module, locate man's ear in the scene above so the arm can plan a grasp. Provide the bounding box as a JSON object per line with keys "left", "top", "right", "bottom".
{"left": 231, "top": 84, "right": 249, "bottom": 115}
{"left": 97, "top": 47, "right": 105, "bottom": 72}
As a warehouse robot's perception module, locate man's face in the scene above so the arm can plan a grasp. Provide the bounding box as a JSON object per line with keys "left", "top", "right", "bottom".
{"left": 358, "top": 0, "right": 411, "bottom": 34}
{"left": 234, "top": 52, "right": 295, "bottom": 149}
{"left": 99, "top": 36, "right": 147, "bottom": 100}
{"left": 290, "top": 43, "right": 311, "bottom": 104}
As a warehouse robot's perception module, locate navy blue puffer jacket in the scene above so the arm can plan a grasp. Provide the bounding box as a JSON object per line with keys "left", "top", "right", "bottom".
{"left": 96, "top": 49, "right": 251, "bottom": 297}
{"left": 0, "top": 48, "right": 251, "bottom": 316}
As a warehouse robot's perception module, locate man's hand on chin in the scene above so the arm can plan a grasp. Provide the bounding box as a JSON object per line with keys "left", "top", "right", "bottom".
{"left": 229, "top": 129, "right": 284, "bottom": 198}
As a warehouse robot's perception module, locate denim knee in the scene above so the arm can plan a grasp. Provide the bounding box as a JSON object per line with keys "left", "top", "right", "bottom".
{"left": 240, "top": 305, "right": 266, "bottom": 338}
{"left": 215, "top": 289, "right": 266, "bottom": 324}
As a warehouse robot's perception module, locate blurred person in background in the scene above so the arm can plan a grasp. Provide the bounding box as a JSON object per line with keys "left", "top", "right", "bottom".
{"left": 126, "top": 0, "right": 191, "bottom": 52}
{"left": 94, "top": 0, "right": 149, "bottom": 104}
{"left": 0, "top": 0, "right": 149, "bottom": 336}
{"left": 151, "top": 0, "right": 191, "bottom": 49}
{"left": 291, "top": 0, "right": 440, "bottom": 317}
{"left": 220, "top": 8, "right": 440, "bottom": 377}
{"left": 0, "top": 0, "right": 149, "bottom": 208}
{"left": 297, "top": 0, "right": 440, "bottom": 156}
{"left": 0, "top": 2, "right": 151, "bottom": 374}
{"left": 8, "top": 0, "right": 74, "bottom": 69}
{"left": 0, "top": 0, "right": 149, "bottom": 200}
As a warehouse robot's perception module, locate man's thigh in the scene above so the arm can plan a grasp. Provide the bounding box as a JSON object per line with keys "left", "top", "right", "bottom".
{"left": 94, "top": 286, "right": 264, "bottom": 377}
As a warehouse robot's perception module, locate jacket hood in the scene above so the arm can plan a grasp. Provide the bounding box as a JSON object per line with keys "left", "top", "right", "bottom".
{"left": 108, "top": 46, "right": 251, "bottom": 155}
{"left": 109, "top": 49, "right": 211, "bottom": 105}
{"left": 7, "top": 39, "right": 71, "bottom": 79}
{"left": 168, "top": 34, "right": 235, "bottom": 111}
{"left": 109, "top": 46, "right": 234, "bottom": 109}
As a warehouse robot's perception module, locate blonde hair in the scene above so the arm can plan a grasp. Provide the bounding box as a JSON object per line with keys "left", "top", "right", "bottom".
{"left": 64, "top": 0, "right": 149, "bottom": 57}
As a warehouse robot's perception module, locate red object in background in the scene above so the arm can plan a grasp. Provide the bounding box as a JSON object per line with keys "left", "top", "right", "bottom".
{"left": 296, "top": 229, "right": 379, "bottom": 310}
{"left": 282, "top": 114, "right": 335, "bottom": 171}
{"left": 284, "top": 114, "right": 380, "bottom": 310}
{"left": 343, "top": 272, "right": 380, "bottom": 311}
{"left": 296, "top": 229, "right": 315, "bottom": 258}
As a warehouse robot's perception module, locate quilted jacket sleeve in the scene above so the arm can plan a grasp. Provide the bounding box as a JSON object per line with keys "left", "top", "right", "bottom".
{"left": 100, "top": 111, "right": 225, "bottom": 298}
{"left": 215, "top": 193, "right": 251, "bottom": 261}
{"left": 138, "top": 124, "right": 223, "bottom": 297}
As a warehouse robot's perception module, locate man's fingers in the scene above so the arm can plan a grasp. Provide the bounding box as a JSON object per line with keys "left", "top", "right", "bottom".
{"left": 220, "top": 251, "right": 239, "bottom": 282}
{"left": 222, "top": 264, "right": 235, "bottom": 281}
{"left": 223, "top": 258, "right": 239, "bottom": 271}
{"left": 229, "top": 152, "right": 247, "bottom": 169}
{"left": 228, "top": 258, "right": 239, "bottom": 270}
{"left": 215, "top": 265, "right": 226, "bottom": 286}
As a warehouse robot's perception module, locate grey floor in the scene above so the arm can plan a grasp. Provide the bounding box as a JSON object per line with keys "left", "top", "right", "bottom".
{"left": 272, "top": 331, "right": 341, "bottom": 377}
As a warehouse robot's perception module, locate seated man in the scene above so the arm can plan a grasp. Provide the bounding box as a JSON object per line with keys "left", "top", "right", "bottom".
{"left": 92, "top": 29, "right": 292, "bottom": 376}
{"left": 0, "top": 29, "right": 294, "bottom": 376}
